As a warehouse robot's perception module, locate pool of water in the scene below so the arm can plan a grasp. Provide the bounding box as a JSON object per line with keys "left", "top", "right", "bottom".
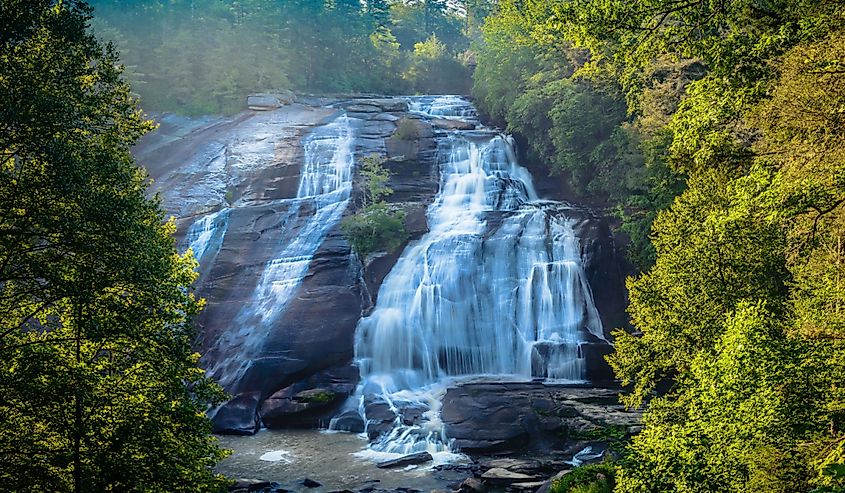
{"left": 215, "top": 429, "right": 468, "bottom": 491}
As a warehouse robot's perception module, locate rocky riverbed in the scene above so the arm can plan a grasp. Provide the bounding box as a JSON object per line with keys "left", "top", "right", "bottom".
{"left": 220, "top": 381, "right": 641, "bottom": 493}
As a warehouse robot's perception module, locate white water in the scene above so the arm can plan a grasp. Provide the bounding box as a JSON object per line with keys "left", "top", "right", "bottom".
{"left": 205, "top": 114, "right": 355, "bottom": 389}
{"left": 184, "top": 207, "right": 231, "bottom": 264}
{"left": 343, "top": 96, "right": 604, "bottom": 459}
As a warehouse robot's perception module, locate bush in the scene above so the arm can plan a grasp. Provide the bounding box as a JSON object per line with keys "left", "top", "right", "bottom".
{"left": 550, "top": 464, "right": 616, "bottom": 493}
{"left": 343, "top": 154, "right": 408, "bottom": 258}
{"left": 341, "top": 203, "right": 407, "bottom": 259}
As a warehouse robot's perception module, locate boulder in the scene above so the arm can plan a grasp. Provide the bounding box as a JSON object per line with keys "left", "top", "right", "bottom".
{"left": 260, "top": 365, "right": 359, "bottom": 429}
{"left": 363, "top": 399, "right": 398, "bottom": 440}
{"left": 212, "top": 393, "right": 260, "bottom": 435}
{"left": 481, "top": 468, "right": 540, "bottom": 483}
{"left": 229, "top": 478, "right": 279, "bottom": 492}
{"left": 300, "top": 478, "right": 322, "bottom": 488}
{"left": 431, "top": 118, "right": 475, "bottom": 131}
{"left": 357, "top": 98, "right": 409, "bottom": 112}
{"left": 247, "top": 91, "right": 296, "bottom": 110}
{"left": 441, "top": 382, "right": 641, "bottom": 454}
{"left": 458, "top": 477, "right": 487, "bottom": 492}
{"left": 332, "top": 410, "right": 365, "bottom": 433}
{"left": 376, "top": 452, "right": 433, "bottom": 469}
{"left": 346, "top": 104, "right": 382, "bottom": 113}
{"left": 372, "top": 113, "right": 401, "bottom": 122}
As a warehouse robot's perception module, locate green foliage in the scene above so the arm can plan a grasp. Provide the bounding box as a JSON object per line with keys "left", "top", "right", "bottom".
{"left": 0, "top": 1, "right": 228, "bottom": 491}
{"left": 551, "top": 464, "right": 616, "bottom": 493}
{"left": 342, "top": 203, "right": 408, "bottom": 260}
{"left": 88, "top": 0, "right": 480, "bottom": 115}
{"left": 475, "top": 0, "right": 845, "bottom": 491}
{"left": 405, "top": 34, "right": 472, "bottom": 95}
{"left": 472, "top": 0, "right": 684, "bottom": 269}
{"left": 342, "top": 155, "right": 408, "bottom": 259}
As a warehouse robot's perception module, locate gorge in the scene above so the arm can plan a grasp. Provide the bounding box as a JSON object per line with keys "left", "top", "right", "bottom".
{"left": 134, "top": 94, "right": 636, "bottom": 491}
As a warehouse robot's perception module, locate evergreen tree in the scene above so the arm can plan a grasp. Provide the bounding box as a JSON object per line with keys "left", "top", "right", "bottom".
{"left": 0, "top": 1, "right": 228, "bottom": 491}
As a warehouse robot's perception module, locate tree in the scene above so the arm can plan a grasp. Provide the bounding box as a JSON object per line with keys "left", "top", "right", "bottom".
{"left": 342, "top": 155, "right": 408, "bottom": 259}
{"left": 0, "top": 1, "right": 228, "bottom": 491}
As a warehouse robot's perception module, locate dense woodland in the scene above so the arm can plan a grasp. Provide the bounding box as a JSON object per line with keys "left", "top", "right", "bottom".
{"left": 1, "top": 0, "right": 844, "bottom": 492}
{"left": 89, "top": 0, "right": 486, "bottom": 114}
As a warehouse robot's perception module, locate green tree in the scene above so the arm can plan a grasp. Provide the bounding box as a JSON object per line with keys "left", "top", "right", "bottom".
{"left": 0, "top": 1, "right": 228, "bottom": 491}
{"left": 342, "top": 155, "right": 408, "bottom": 259}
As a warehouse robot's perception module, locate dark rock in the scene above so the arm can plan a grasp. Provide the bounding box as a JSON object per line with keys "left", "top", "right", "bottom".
{"left": 458, "top": 477, "right": 487, "bottom": 492}
{"left": 260, "top": 365, "right": 359, "bottom": 429}
{"left": 331, "top": 410, "right": 366, "bottom": 433}
{"left": 363, "top": 399, "right": 398, "bottom": 440}
{"left": 301, "top": 478, "right": 322, "bottom": 488}
{"left": 442, "top": 382, "right": 641, "bottom": 454}
{"left": 229, "top": 478, "right": 275, "bottom": 491}
{"left": 372, "top": 113, "right": 401, "bottom": 122}
{"left": 376, "top": 451, "right": 433, "bottom": 469}
{"left": 212, "top": 393, "right": 261, "bottom": 435}
{"left": 508, "top": 481, "right": 547, "bottom": 491}
{"left": 580, "top": 342, "right": 615, "bottom": 384}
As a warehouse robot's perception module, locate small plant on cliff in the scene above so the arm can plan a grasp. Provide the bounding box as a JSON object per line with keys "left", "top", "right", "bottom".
{"left": 342, "top": 155, "right": 408, "bottom": 259}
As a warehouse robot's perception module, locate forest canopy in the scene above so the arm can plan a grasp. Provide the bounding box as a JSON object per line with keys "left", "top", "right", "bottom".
{"left": 89, "top": 0, "right": 489, "bottom": 115}
{"left": 471, "top": 1, "right": 845, "bottom": 491}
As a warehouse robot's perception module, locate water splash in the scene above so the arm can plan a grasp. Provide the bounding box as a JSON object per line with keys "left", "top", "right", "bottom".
{"left": 342, "top": 96, "right": 604, "bottom": 459}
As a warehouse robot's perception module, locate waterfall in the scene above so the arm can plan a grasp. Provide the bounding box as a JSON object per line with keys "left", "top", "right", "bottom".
{"left": 200, "top": 114, "right": 355, "bottom": 390}
{"left": 184, "top": 207, "right": 231, "bottom": 265}
{"left": 342, "top": 97, "right": 604, "bottom": 461}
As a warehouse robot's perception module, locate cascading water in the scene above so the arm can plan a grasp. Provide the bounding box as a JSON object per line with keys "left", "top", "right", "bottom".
{"left": 198, "top": 114, "right": 355, "bottom": 390}
{"left": 184, "top": 207, "right": 231, "bottom": 264}
{"left": 341, "top": 97, "right": 605, "bottom": 461}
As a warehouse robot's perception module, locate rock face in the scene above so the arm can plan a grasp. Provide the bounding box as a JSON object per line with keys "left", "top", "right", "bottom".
{"left": 441, "top": 381, "right": 642, "bottom": 454}
{"left": 133, "top": 96, "right": 629, "bottom": 435}
{"left": 247, "top": 91, "right": 296, "bottom": 110}
{"left": 376, "top": 452, "right": 433, "bottom": 469}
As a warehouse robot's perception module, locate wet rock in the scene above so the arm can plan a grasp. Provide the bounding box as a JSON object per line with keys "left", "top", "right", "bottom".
{"left": 260, "top": 365, "right": 359, "bottom": 429}
{"left": 360, "top": 120, "right": 398, "bottom": 139}
{"left": 247, "top": 91, "right": 296, "bottom": 110}
{"left": 229, "top": 478, "right": 277, "bottom": 492}
{"left": 372, "top": 113, "right": 401, "bottom": 122}
{"left": 442, "top": 382, "right": 641, "bottom": 453}
{"left": 481, "top": 468, "right": 541, "bottom": 483}
{"left": 479, "top": 459, "right": 542, "bottom": 475}
{"left": 346, "top": 104, "right": 382, "bottom": 113}
{"left": 212, "top": 393, "right": 261, "bottom": 435}
{"left": 363, "top": 399, "right": 398, "bottom": 440}
{"left": 376, "top": 451, "right": 433, "bottom": 469}
{"left": 331, "top": 410, "right": 366, "bottom": 433}
{"left": 458, "top": 477, "right": 487, "bottom": 492}
{"left": 508, "top": 481, "right": 547, "bottom": 492}
{"left": 356, "top": 98, "right": 409, "bottom": 112}
{"left": 535, "top": 470, "right": 571, "bottom": 493}
{"left": 431, "top": 118, "right": 475, "bottom": 131}
{"left": 301, "top": 478, "right": 322, "bottom": 488}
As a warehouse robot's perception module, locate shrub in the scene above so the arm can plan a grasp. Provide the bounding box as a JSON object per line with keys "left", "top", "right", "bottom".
{"left": 342, "top": 203, "right": 407, "bottom": 259}
{"left": 343, "top": 154, "right": 408, "bottom": 258}
{"left": 550, "top": 464, "right": 616, "bottom": 493}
